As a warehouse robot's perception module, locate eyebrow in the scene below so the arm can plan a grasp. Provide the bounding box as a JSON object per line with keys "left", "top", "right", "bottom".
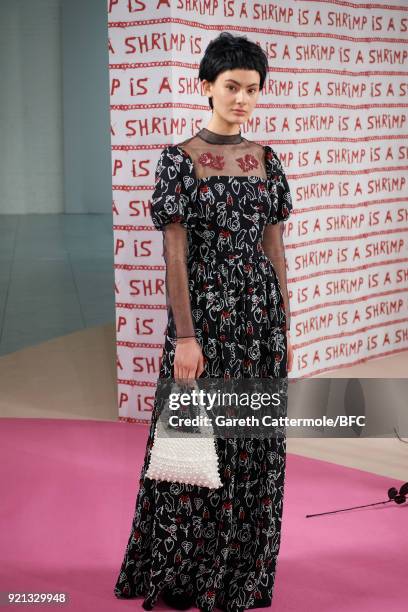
{"left": 225, "top": 79, "right": 259, "bottom": 87}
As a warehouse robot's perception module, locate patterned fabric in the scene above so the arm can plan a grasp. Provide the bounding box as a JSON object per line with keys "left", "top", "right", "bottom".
{"left": 113, "top": 140, "right": 293, "bottom": 612}
{"left": 150, "top": 144, "right": 292, "bottom": 231}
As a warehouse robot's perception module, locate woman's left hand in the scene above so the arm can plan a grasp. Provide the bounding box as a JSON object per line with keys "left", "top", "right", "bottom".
{"left": 286, "top": 333, "right": 293, "bottom": 373}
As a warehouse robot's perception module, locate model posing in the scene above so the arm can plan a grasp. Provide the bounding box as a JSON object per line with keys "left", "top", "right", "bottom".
{"left": 114, "top": 32, "right": 294, "bottom": 612}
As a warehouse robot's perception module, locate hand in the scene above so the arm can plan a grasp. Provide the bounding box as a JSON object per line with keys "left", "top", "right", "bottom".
{"left": 174, "top": 337, "right": 205, "bottom": 383}
{"left": 286, "top": 332, "right": 293, "bottom": 373}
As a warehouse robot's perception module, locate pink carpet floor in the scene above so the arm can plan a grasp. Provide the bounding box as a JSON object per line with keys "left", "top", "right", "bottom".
{"left": 0, "top": 417, "right": 407, "bottom": 611}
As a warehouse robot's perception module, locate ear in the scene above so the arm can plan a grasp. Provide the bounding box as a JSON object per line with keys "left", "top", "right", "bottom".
{"left": 201, "top": 80, "right": 211, "bottom": 97}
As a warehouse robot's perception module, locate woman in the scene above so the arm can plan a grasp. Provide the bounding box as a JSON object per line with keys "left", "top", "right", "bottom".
{"left": 114, "top": 32, "right": 294, "bottom": 612}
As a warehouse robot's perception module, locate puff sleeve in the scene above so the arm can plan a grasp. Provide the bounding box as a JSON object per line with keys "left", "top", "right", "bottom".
{"left": 150, "top": 145, "right": 198, "bottom": 231}
{"left": 262, "top": 145, "right": 293, "bottom": 331}
{"left": 150, "top": 145, "right": 198, "bottom": 340}
{"left": 264, "top": 145, "right": 293, "bottom": 225}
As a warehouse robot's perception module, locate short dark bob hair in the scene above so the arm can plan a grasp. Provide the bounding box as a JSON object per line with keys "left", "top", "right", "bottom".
{"left": 198, "top": 32, "right": 269, "bottom": 111}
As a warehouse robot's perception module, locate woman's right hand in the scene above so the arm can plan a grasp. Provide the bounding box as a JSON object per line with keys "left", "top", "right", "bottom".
{"left": 174, "top": 337, "right": 205, "bottom": 382}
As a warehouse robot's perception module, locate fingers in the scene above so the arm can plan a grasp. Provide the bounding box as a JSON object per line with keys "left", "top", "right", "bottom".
{"left": 196, "top": 354, "right": 205, "bottom": 378}
{"left": 287, "top": 344, "right": 293, "bottom": 372}
{"left": 174, "top": 342, "right": 204, "bottom": 385}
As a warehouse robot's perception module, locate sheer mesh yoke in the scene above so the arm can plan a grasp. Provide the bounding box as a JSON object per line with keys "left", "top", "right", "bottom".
{"left": 150, "top": 129, "right": 293, "bottom": 337}
{"left": 177, "top": 132, "right": 268, "bottom": 180}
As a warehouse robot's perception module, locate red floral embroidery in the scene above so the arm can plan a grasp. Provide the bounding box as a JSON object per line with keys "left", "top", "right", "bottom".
{"left": 236, "top": 153, "right": 259, "bottom": 172}
{"left": 198, "top": 151, "right": 225, "bottom": 170}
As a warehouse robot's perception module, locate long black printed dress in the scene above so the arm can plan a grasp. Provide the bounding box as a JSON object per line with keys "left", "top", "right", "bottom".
{"left": 114, "top": 127, "right": 293, "bottom": 612}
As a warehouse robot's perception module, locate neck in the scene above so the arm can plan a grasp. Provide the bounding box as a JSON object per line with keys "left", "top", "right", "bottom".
{"left": 206, "top": 119, "right": 241, "bottom": 136}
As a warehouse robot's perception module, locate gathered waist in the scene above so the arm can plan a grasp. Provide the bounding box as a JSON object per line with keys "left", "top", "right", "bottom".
{"left": 188, "top": 249, "right": 269, "bottom": 264}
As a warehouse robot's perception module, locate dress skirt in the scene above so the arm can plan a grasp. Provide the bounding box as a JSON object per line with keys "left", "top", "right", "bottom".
{"left": 114, "top": 265, "right": 288, "bottom": 612}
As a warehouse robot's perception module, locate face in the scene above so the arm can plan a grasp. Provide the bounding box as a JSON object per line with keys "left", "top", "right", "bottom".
{"left": 202, "top": 69, "right": 261, "bottom": 126}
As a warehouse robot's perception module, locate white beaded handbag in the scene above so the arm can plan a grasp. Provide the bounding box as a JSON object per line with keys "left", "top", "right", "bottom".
{"left": 145, "top": 380, "right": 223, "bottom": 489}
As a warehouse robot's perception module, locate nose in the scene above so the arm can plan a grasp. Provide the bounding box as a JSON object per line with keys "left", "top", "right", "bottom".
{"left": 236, "top": 90, "right": 249, "bottom": 105}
